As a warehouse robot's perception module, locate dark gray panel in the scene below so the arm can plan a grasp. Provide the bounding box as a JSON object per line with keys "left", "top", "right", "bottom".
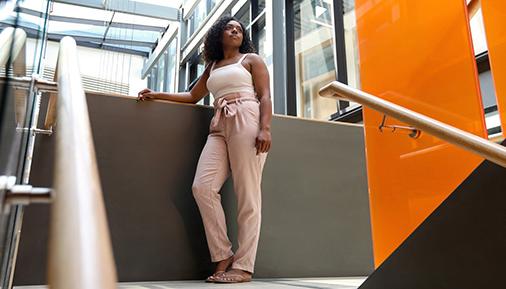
{"left": 258, "top": 116, "right": 373, "bottom": 277}
{"left": 0, "top": 85, "right": 21, "bottom": 176}
{"left": 359, "top": 142, "right": 506, "bottom": 289}
{"left": 14, "top": 94, "right": 373, "bottom": 285}
{"left": 0, "top": 85, "right": 30, "bottom": 288}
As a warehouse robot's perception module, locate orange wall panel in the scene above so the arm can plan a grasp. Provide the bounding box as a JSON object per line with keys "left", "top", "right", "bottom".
{"left": 481, "top": 1, "right": 506, "bottom": 137}
{"left": 355, "top": 0, "right": 487, "bottom": 267}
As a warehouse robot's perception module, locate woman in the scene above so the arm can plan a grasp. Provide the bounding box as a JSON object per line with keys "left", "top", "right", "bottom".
{"left": 137, "top": 16, "right": 272, "bottom": 283}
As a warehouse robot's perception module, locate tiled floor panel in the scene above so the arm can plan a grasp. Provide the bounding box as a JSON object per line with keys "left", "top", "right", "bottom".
{"left": 14, "top": 277, "right": 366, "bottom": 289}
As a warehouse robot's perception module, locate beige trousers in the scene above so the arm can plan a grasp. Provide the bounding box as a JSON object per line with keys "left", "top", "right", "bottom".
{"left": 192, "top": 93, "right": 267, "bottom": 273}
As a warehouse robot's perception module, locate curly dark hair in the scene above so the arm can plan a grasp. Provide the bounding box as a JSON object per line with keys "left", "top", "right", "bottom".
{"left": 203, "top": 16, "right": 256, "bottom": 64}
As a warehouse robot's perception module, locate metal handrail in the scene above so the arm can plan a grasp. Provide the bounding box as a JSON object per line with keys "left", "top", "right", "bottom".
{"left": 319, "top": 81, "right": 506, "bottom": 168}
{"left": 468, "top": 0, "right": 480, "bottom": 18}
{"left": 47, "top": 37, "right": 117, "bottom": 289}
{"left": 0, "top": 27, "right": 26, "bottom": 76}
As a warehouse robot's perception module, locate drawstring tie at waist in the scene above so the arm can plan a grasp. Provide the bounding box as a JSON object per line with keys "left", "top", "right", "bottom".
{"left": 210, "top": 92, "right": 259, "bottom": 131}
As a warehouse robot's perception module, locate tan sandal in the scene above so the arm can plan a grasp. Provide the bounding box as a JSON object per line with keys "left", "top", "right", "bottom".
{"left": 213, "top": 270, "right": 252, "bottom": 283}
{"left": 205, "top": 255, "right": 234, "bottom": 283}
{"left": 205, "top": 271, "right": 225, "bottom": 283}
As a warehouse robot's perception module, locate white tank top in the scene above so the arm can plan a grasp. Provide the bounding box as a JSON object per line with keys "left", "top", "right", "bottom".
{"left": 206, "top": 54, "right": 255, "bottom": 99}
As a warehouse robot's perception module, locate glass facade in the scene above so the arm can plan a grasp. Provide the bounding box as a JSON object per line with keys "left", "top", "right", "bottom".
{"left": 343, "top": 0, "right": 359, "bottom": 89}
{"left": 166, "top": 39, "right": 178, "bottom": 93}
{"left": 250, "top": 1, "right": 267, "bottom": 59}
{"left": 156, "top": 52, "right": 166, "bottom": 91}
{"left": 149, "top": 66, "right": 157, "bottom": 90}
{"left": 143, "top": 0, "right": 497, "bottom": 128}
{"left": 187, "top": 0, "right": 218, "bottom": 40}
{"left": 147, "top": 35, "right": 178, "bottom": 93}
{"left": 253, "top": 15, "right": 267, "bottom": 58}
{"left": 469, "top": 3, "right": 488, "bottom": 55}
{"left": 188, "top": 0, "right": 207, "bottom": 38}
{"left": 188, "top": 52, "right": 205, "bottom": 87}
{"left": 235, "top": 2, "right": 251, "bottom": 26}
{"left": 468, "top": 3, "right": 501, "bottom": 136}
{"left": 293, "top": 0, "right": 338, "bottom": 120}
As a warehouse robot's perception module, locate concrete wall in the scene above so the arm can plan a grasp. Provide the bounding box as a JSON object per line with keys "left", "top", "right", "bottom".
{"left": 13, "top": 93, "right": 373, "bottom": 285}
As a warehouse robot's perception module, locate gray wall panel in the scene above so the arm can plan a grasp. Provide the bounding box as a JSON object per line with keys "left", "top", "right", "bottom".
{"left": 14, "top": 94, "right": 373, "bottom": 285}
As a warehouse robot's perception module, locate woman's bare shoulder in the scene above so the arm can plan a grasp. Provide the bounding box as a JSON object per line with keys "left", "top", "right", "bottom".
{"left": 245, "top": 53, "right": 266, "bottom": 67}
{"left": 245, "top": 53, "right": 263, "bottom": 61}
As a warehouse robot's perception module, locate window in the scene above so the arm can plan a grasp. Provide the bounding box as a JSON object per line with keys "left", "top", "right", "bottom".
{"left": 235, "top": 2, "right": 251, "bottom": 27}
{"left": 165, "top": 39, "right": 178, "bottom": 93}
{"left": 156, "top": 53, "right": 166, "bottom": 91}
{"left": 343, "top": 0, "right": 360, "bottom": 89}
{"left": 293, "top": 0, "right": 338, "bottom": 120}
{"left": 186, "top": 0, "right": 218, "bottom": 40}
{"left": 148, "top": 66, "right": 157, "bottom": 90}
{"left": 252, "top": 0, "right": 266, "bottom": 18}
{"left": 188, "top": 0, "right": 207, "bottom": 38}
{"left": 186, "top": 51, "right": 208, "bottom": 104}
{"left": 207, "top": 0, "right": 218, "bottom": 12}
{"left": 188, "top": 52, "right": 205, "bottom": 86}
{"left": 252, "top": 14, "right": 267, "bottom": 58}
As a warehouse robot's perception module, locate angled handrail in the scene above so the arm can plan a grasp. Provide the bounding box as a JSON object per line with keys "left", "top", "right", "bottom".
{"left": 48, "top": 36, "right": 117, "bottom": 289}
{"left": 319, "top": 81, "right": 506, "bottom": 168}
{"left": 0, "top": 27, "right": 26, "bottom": 76}
{"left": 468, "top": 0, "right": 480, "bottom": 18}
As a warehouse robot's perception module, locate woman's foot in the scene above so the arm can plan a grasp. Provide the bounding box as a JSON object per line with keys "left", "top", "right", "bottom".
{"left": 213, "top": 269, "right": 252, "bottom": 283}
{"left": 205, "top": 255, "right": 234, "bottom": 283}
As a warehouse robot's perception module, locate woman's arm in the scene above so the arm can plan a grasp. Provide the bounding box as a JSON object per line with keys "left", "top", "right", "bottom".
{"left": 137, "top": 63, "right": 213, "bottom": 104}
{"left": 249, "top": 54, "right": 273, "bottom": 154}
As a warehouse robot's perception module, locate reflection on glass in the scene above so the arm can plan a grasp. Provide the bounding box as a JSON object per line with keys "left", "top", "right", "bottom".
{"left": 469, "top": 9, "right": 488, "bottom": 55}
{"left": 165, "top": 39, "right": 177, "bottom": 93}
{"left": 188, "top": 52, "right": 205, "bottom": 88}
{"left": 112, "top": 12, "right": 170, "bottom": 27}
{"left": 294, "top": 0, "right": 337, "bottom": 120}
{"left": 186, "top": 52, "right": 207, "bottom": 105}
{"left": 342, "top": 0, "right": 360, "bottom": 112}
{"left": 149, "top": 66, "right": 157, "bottom": 89}
{"left": 253, "top": 0, "right": 266, "bottom": 18}
{"left": 50, "top": 2, "right": 113, "bottom": 21}
{"left": 343, "top": 0, "right": 359, "bottom": 89}
{"left": 48, "top": 21, "right": 107, "bottom": 38}
{"left": 106, "top": 27, "right": 159, "bottom": 42}
{"left": 156, "top": 55, "right": 165, "bottom": 91}
{"left": 188, "top": 0, "right": 207, "bottom": 38}
{"left": 254, "top": 15, "right": 266, "bottom": 58}
{"left": 131, "top": 0, "right": 182, "bottom": 8}
{"left": 186, "top": 0, "right": 229, "bottom": 41}
{"left": 235, "top": 2, "right": 251, "bottom": 26}
{"left": 147, "top": 74, "right": 152, "bottom": 89}
{"left": 208, "top": 0, "right": 218, "bottom": 12}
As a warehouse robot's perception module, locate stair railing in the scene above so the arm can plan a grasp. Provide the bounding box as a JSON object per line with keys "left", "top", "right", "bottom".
{"left": 47, "top": 36, "right": 117, "bottom": 289}
{"left": 319, "top": 81, "right": 506, "bottom": 168}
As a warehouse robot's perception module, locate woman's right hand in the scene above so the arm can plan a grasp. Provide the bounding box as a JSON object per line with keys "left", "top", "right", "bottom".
{"left": 137, "top": 88, "right": 155, "bottom": 101}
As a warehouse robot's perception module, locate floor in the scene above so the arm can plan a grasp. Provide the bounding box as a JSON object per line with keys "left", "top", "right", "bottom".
{"left": 14, "top": 277, "right": 367, "bottom": 289}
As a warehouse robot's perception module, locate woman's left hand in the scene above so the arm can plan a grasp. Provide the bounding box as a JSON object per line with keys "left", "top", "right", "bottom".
{"left": 255, "top": 129, "right": 272, "bottom": 155}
